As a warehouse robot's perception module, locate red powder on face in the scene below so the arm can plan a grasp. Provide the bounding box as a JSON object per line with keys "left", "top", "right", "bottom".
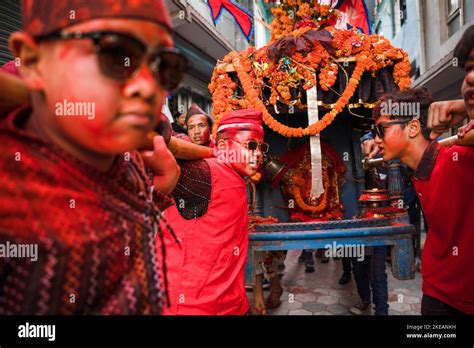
{"left": 58, "top": 44, "right": 72, "bottom": 60}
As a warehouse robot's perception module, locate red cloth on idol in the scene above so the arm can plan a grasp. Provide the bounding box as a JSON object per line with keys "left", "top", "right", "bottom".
{"left": 159, "top": 158, "right": 250, "bottom": 315}
{"left": 0, "top": 106, "right": 172, "bottom": 314}
{"left": 411, "top": 141, "right": 474, "bottom": 314}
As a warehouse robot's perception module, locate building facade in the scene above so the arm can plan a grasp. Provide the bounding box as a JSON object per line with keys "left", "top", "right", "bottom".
{"left": 166, "top": 0, "right": 260, "bottom": 117}
{"left": 373, "top": 0, "right": 474, "bottom": 104}
{"left": 0, "top": 0, "right": 270, "bottom": 120}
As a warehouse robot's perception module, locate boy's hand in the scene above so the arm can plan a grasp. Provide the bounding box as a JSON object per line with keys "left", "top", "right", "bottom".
{"left": 428, "top": 100, "right": 468, "bottom": 140}
{"left": 363, "top": 139, "right": 380, "bottom": 159}
{"left": 458, "top": 121, "right": 474, "bottom": 138}
{"left": 140, "top": 135, "right": 180, "bottom": 196}
{"left": 156, "top": 113, "right": 172, "bottom": 143}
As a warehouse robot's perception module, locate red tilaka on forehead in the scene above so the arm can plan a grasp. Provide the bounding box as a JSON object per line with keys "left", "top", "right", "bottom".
{"left": 222, "top": 128, "right": 264, "bottom": 142}
{"left": 21, "top": 0, "right": 172, "bottom": 37}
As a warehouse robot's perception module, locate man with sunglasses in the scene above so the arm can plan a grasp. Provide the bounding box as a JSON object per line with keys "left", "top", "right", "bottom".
{"left": 373, "top": 87, "right": 474, "bottom": 315}
{"left": 0, "top": 0, "right": 188, "bottom": 314}
{"left": 158, "top": 109, "right": 267, "bottom": 315}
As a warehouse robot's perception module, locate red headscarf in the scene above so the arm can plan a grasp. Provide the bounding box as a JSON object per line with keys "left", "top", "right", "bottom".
{"left": 21, "top": 0, "right": 173, "bottom": 37}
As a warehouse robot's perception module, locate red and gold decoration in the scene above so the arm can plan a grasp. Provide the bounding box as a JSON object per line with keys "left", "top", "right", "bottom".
{"left": 358, "top": 188, "right": 405, "bottom": 219}
{"left": 209, "top": 0, "right": 412, "bottom": 215}
{"left": 276, "top": 142, "right": 346, "bottom": 221}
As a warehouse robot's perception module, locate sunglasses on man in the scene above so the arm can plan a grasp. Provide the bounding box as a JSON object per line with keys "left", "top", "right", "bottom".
{"left": 371, "top": 119, "right": 411, "bottom": 139}
{"left": 37, "top": 30, "right": 190, "bottom": 92}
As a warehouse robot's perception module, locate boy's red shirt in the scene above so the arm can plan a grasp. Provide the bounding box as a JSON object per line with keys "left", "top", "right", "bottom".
{"left": 411, "top": 141, "right": 474, "bottom": 314}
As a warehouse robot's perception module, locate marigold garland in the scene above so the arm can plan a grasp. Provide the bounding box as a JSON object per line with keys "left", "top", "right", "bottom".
{"left": 230, "top": 54, "right": 369, "bottom": 138}
{"left": 209, "top": 1, "right": 412, "bottom": 138}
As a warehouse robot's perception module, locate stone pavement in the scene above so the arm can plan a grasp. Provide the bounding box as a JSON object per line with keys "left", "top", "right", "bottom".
{"left": 247, "top": 249, "right": 422, "bottom": 315}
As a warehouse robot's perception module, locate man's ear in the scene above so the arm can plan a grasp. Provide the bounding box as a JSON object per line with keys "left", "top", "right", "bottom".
{"left": 407, "top": 119, "right": 422, "bottom": 138}
{"left": 9, "top": 32, "right": 44, "bottom": 91}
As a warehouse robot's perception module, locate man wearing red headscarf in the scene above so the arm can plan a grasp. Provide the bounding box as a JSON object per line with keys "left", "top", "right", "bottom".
{"left": 0, "top": 0, "right": 184, "bottom": 314}
{"left": 159, "top": 109, "right": 266, "bottom": 315}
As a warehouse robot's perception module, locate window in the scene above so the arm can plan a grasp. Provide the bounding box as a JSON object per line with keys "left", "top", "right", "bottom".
{"left": 446, "top": 0, "right": 463, "bottom": 37}
{"left": 375, "top": 21, "right": 382, "bottom": 36}
{"left": 400, "top": 0, "right": 407, "bottom": 26}
{"left": 393, "top": 0, "right": 401, "bottom": 34}
{"left": 410, "top": 60, "right": 420, "bottom": 80}
{"left": 393, "top": 0, "right": 407, "bottom": 34}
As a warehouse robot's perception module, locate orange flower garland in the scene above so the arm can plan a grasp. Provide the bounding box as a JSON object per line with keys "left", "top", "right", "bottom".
{"left": 270, "top": 0, "right": 338, "bottom": 41}
{"left": 232, "top": 53, "right": 369, "bottom": 137}
{"left": 209, "top": 1, "right": 412, "bottom": 138}
{"left": 292, "top": 180, "right": 327, "bottom": 213}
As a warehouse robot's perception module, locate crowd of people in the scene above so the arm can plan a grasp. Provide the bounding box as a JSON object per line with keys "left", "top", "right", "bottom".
{"left": 0, "top": 0, "right": 472, "bottom": 316}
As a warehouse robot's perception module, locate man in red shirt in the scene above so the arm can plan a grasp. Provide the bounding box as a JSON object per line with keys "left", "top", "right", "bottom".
{"left": 159, "top": 109, "right": 266, "bottom": 315}
{"left": 373, "top": 87, "right": 474, "bottom": 315}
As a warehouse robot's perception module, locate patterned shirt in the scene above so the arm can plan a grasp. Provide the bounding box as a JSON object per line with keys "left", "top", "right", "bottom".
{"left": 0, "top": 106, "right": 172, "bottom": 314}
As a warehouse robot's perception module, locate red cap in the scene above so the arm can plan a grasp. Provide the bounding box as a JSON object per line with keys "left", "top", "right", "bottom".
{"left": 21, "top": 0, "right": 173, "bottom": 37}
{"left": 185, "top": 103, "right": 213, "bottom": 126}
{"left": 217, "top": 109, "right": 264, "bottom": 136}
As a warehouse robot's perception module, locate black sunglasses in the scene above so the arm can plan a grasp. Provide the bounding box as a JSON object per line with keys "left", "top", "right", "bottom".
{"left": 37, "top": 30, "right": 190, "bottom": 92}
{"left": 371, "top": 120, "right": 410, "bottom": 139}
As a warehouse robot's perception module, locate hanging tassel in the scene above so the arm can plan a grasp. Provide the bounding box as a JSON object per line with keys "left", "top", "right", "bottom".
{"left": 306, "top": 85, "right": 324, "bottom": 200}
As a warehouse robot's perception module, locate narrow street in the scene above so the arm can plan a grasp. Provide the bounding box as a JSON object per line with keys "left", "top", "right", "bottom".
{"left": 248, "top": 250, "right": 423, "bottom": 315}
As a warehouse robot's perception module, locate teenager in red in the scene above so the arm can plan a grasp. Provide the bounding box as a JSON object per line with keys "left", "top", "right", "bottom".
{"left": 0, "top": 0, "right": 185, "bottom": 314}
{"left": 159, "top": 109, "right": 266, "bottom": 315}
{"left": 373, "top": 88, "right": 474, "bottom": 315}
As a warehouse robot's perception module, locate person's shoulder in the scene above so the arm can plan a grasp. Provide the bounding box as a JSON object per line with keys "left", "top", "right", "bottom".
{"left": 438, "top": 145, "right": 474, "bottom": 168}
{"left": 178, "top": 159, "right": 211, "bottom": 178}
{"left": 437, "top": 145, "right": 474, "bottom": 185}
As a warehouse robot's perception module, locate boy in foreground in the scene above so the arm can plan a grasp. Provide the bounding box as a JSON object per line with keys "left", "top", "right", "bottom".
{"left": 0, "top": 0, "right": 186, "bottom": 314}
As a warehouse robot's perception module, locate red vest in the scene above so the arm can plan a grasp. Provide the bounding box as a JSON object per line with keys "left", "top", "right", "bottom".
{"left": 159, "top": 158, "right": 250, "bottom": 315}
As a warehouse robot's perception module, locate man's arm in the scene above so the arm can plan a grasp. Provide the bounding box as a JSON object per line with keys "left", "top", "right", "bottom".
{"left": 428, "top": 100, "right": 470, "bottom": 139}
{"left": 170, "top": 160, "right": 211, "bottom": 220}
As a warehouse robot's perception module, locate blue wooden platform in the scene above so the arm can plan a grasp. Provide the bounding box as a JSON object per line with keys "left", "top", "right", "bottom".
{"left": 245, "top": 216, "right": 416, "bottom": 283}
